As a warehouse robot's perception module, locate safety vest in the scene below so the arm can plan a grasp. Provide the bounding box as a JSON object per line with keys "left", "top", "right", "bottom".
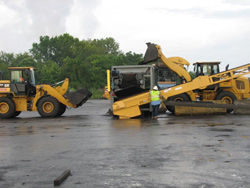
{"left": 150, "top": 90, "right": 160, "bottom": 101}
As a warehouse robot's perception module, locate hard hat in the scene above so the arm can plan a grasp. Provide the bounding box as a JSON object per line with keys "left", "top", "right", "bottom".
{"left": 153, "top": 86, "right": 158, "bottom": 90}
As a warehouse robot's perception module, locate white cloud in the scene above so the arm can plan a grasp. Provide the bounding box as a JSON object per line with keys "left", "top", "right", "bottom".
{"left": 66, "top": 0, "right": 100, "bottom": 39}
{"left": 0, "top": 3, "right": 18, "bottom": 27}
{"left": 26, "top": 0, "right": 73, "bottom": 40}
{"left": 0, "top": 0, "right": 249, "bottom": 68}
{"left": 92, "top": 0, "right": 250, "bottom": 68}
{"left": 0, "top": 0, "right": 31, "bottom": 52}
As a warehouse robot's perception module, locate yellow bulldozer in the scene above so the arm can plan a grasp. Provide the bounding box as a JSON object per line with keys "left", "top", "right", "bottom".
{"left": 0, "top": 67, "right": 92, "bottom": 119}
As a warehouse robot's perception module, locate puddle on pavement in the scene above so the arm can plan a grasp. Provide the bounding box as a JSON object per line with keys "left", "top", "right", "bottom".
{"left": 215, "top": 135, "right": 231, "bottom": 137}
{"left": 0, "top": 124, "right": 72, "bottom": 136}
{"left": 207, "top": 123, "right": 228, "bottom": 126}
{"left": 202, "top": 145, "right": 215, "bottom": 148}
{"left": 113, "top": 117, "right": 171, "bottom": 128}
{"left": 112, "top": 119, "right": 143, "bottom": 129}
{"left": 210, "top": 128, "right": 234, "bottom": 132}
{"left": 198, "top": 123, "right": 231, "bottom": 127}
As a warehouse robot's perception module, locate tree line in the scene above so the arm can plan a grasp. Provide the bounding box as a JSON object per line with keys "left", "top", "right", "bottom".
{"left": 0, "top": 34, "right": 143, "bottom": 97}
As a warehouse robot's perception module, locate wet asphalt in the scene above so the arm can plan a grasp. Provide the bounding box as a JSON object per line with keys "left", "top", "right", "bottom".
{"left": 0, "top": 99, "right": 250, "bottom": 188}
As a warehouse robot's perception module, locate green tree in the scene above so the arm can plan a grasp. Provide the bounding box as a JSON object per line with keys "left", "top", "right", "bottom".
{"left": 38, "top": 60, "right": 60, "bottom": 84}
{"left": 90, "top": 37, "right": 120, "bottom": 55}
{"left": 30, "top": 34, "right": 79, "bottom": 67}
{"left": 0, "top": 62, "right": 9, "bottom": 80}
{"left": 0, "top": 52, "right": 15, "bottom": 79}
{"left": 0, "top": 34, "right": 144, "bottom": 96}
{"left": 11, "top": 53, "right": 36, "bottom": 67}
{"left": 0, "top": 52, "right": 14, "bottom": 65}
{"left": 189, "top": 71, "right": 196, "bottom": 80}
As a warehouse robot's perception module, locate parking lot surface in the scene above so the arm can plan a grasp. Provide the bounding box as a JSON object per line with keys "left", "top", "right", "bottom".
{"left": 0, "top": 99, "right": 250, "bottom": 188}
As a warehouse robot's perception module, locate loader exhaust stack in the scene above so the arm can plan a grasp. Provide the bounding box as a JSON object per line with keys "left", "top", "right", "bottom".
{"left": 67, "top": 88, "right": 92, "bottom": 107}
{"left": 139, "top": 43, "right": 159, "bottom": 65}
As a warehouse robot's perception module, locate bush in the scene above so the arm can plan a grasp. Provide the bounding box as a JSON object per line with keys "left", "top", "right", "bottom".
{"left": 89, "top": 88, "right": 105, "bottom": 99}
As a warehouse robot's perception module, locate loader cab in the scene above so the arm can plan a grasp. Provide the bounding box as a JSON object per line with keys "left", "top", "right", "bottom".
{"left": 9, "top": 67, "right": 36, "bottom": 96}
{"left": 193, "top": 62, "right": 220, "bottom": 77}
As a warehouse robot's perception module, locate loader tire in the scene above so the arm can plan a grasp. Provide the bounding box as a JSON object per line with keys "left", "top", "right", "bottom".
{"left": 56, "top": 103, "right": 66, "bottom": 117}
{"left": 37, "top": 96, "right": 60, "bottom": 118}
{"left": 165, "top": 94, "right": 190, "bottom": 114}
{"left": 0, "top": 97, "right": 16, "bottom": 119}
{"left": 215, "top": 91, "right": 236, "bottom": 113}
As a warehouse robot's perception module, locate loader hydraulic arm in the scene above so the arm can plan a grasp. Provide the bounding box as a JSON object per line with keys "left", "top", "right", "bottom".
{"left": 140, "top": 43, "right": 191, "bottom": 82}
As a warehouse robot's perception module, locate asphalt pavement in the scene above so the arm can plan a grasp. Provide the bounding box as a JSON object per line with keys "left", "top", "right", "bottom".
{"left": 0, "top": 99, "right": 250, "bottom": 188}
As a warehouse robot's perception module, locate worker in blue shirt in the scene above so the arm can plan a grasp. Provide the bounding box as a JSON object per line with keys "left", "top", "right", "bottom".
{"left": 150, "top": 86, "right": 161, "bottom": 119}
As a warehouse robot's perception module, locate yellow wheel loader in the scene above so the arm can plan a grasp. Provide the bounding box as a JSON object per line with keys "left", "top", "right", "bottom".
{"left": 0, "top": 67, "right": 92, "bottom": 119}
{"left": 192, "top": 61, "right": 250, "bottom": 112}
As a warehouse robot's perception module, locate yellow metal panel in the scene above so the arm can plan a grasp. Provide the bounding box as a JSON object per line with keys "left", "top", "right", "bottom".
{"left": 116, "top": 106, "right": 141, "bottom": 119}
{"left": 8, "top": 67, "right": 35, "bottom": 70}
{"left": 0, "top": 80, "right": 10, "bottom": 84}
{"left": 160, "top": 55, "right": 191, "bottom": 82}
{"left": 103, "top": 86, "right": 110, "bottom": 100}
{"left": 0, "top": 88, "right": 10, "bottom": 92}
{"left": 243, "top": 94, "right": 250, "bottom": 98}
{"left": 12, "top": 98, "right": 27, "bottom": 111}
{"left": 219, "top": 82, "right": 232, "bottom": 87}
{"left": 55, "top": 78, "right": 69, "bottom": 95}
{"left": 0, "top": 81, "right": 11, "bottom": 92}
{"left": 107, "top": 70, "right": 111, "bottom": 92}
{"left": 113, "top": 92, "right": 150, "bottom": 118}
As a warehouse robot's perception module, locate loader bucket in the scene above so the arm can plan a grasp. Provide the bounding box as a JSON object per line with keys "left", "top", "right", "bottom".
{"left": 139, "top": 43, "right": 159, "bottom": 65}
{"left": 67, "top": 88, "right": 92, "bottom": 107}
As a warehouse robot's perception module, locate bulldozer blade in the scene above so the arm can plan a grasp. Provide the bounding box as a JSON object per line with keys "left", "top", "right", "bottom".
{"left": 67, "top": 88, "right": 92, "bottom": 107}
{"left": 139, "top": 43, "right": 159, "bottom": 65}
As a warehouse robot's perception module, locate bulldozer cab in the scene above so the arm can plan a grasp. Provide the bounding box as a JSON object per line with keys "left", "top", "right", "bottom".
{"left": 8, "top": 67, "right": 36, "bottom": 96}
{"left": 193, "top": 62, "right": 220, "bottom": 77}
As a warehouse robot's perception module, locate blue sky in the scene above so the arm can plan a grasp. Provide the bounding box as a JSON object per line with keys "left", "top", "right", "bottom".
{"left": 0, "top": 0, "right": 250, "bottom": 70}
